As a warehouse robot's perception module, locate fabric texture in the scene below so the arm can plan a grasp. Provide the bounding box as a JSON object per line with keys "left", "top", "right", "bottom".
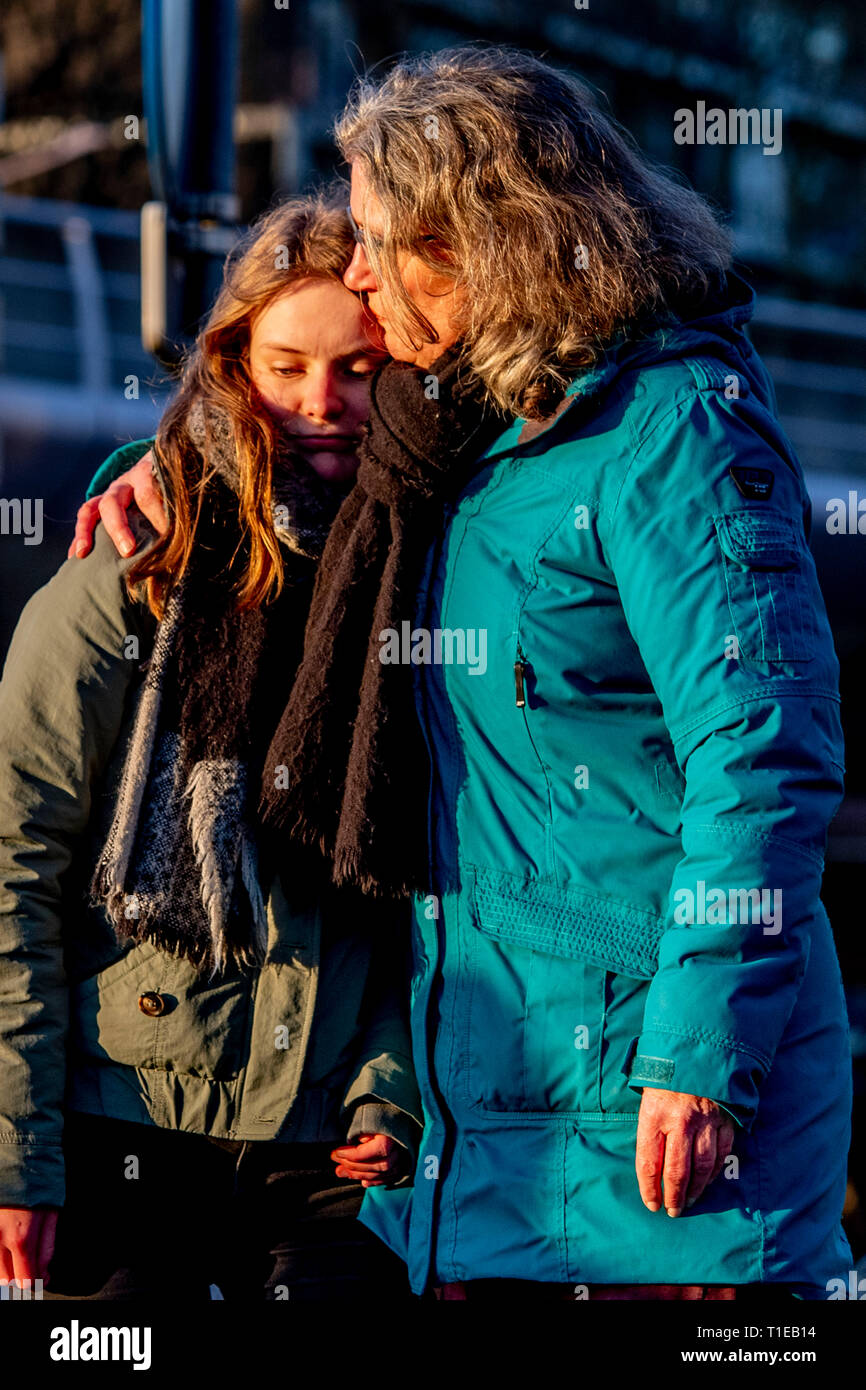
{"left": 258, "top": 347, "right": 509, "bottom": 898}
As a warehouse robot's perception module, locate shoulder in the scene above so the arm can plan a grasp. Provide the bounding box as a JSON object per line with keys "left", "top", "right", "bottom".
{"left": 5, "top": 508, "right": 158, "bottom": 673}
{"left": 600, "top": 355, "right": 807, "bottom": 524}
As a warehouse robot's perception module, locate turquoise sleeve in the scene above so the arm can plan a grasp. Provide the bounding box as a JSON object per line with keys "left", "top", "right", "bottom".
{"left": 85, "top": 438, "right": 156, "bottom": 500}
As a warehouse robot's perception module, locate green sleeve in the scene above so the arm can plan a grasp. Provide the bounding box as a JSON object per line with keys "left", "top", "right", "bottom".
{"left": 0, "top": 515, "right": 157, "bottom": 1206}
{"left": 341, "top": 929, "right": 423, "bottom": 1183}
{"left": 85, "top": 438, "right": 156, "bottom": 500}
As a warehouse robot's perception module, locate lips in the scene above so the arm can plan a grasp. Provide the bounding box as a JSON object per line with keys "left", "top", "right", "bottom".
{"left": 293, "top": 436, "right": 359, "bottom": 452}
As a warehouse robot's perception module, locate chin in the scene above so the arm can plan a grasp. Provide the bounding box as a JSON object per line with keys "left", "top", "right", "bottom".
{"left": 383, "top": 334, "right": 418, "bottom": 363}
{"left": 303, "top": 453, "right": 359, "bottom": 484}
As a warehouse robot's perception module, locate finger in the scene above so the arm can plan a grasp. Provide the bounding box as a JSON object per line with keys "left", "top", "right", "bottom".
{"left": 37, "top": 1211, "right": 58, "bottom": 1285}
{"left": 635, "top": 1109, "right": 664, "bottom": 1212}
{"left": 707, "top": 1120, "right": 736, "bottom": 1188}
{"left": 68, "top": 498, "right": 103, "bottom": 559}
{"left": 0, "top": 1244, "right": 15, "bottom": 1286}
{"left": 685, "top": 1123, "right": 718, "bottom": 1208}
{"left": 332, "top": 1159, "right": 391, "bottom": 1178}
{"left": 136, "top": 473, "right": 170, "bottom": 537}
{"left": 332, "top": 1138, "right": 388, "bottom": 1161}
{"left": 10, "top": 1233, "right": 37, "bottom": 1289}
{"left": 333, "top": 1164, "right": 387, "bottom": 1183}
{"left": 661, "top": 1130, "right": 693, "bottom": 1217}
{"left": 98, "top": 485, "right": 138, "bottom": 557}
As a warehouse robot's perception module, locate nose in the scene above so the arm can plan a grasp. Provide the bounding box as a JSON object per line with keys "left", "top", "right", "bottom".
{"left": 300, "top": 367, "right": 343, "bottom": 422}
{"left": 343, "top": 242, "right": 379, "bottom": 293}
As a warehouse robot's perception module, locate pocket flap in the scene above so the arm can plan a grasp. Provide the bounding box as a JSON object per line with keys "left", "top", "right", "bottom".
{"left": 714, "top": 510, "right": 803, "bottom": 570}
{"left": 471, "top": 866, "right": 665, "bottom": 980}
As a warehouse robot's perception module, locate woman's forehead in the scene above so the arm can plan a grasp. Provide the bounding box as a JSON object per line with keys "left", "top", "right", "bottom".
{"left": 252, "top": 278, "right": 379, "bottom": 353}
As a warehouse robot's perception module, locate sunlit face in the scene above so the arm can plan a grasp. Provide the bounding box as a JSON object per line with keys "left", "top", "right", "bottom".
{"left": 342, "top": 162, "right": 465, "bottom": 369}
{"left": 248, "top": 277, "right": 387, "bottom": 482}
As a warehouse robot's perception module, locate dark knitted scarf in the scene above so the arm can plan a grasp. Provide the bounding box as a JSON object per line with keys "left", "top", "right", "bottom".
{"left": 258, "top": 346, "right": 508, "bottom": 897}
{"left": 90, "top": 399, "right": 351, "bottom": 976}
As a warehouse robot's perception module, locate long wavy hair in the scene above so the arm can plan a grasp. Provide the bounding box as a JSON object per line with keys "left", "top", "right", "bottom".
{"left": 335, "top": 45, "right": 733, "bottom": 419}
{"left": 127, "top": 190, "right": 355, "bottom": 619}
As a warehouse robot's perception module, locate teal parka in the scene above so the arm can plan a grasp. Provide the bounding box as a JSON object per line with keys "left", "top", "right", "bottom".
{"left": 0, "top": 509, "right": 422, "bottom": 1209}
{"left": 359, "top": 271, "right": 853, "bottom": 1296}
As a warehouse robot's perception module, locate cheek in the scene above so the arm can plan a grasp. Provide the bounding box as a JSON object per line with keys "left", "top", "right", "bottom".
{"left": 342, "top": 378, "right": 373, "bottom": 426}
{"left": 250, "top": 367, "right": 298, "bottom": 416}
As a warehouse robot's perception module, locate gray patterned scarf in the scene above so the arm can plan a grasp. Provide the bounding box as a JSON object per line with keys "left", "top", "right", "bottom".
{"left": 89, "top": 399, "right": 350, "bottom": 977}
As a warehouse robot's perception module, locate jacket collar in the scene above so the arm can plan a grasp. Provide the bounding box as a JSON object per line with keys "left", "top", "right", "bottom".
{"left": 477, "top": 269, "right": 756, "bottom": 461}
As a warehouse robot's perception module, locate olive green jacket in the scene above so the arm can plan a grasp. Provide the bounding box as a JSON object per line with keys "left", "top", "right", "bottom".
{"left": 0, "top": 511, "right": 421, "bottom": 1208}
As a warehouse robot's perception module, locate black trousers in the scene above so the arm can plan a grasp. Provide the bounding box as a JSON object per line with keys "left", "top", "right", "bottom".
{"left": 43, "top": 1112, "right": 414, "bottom": 1301}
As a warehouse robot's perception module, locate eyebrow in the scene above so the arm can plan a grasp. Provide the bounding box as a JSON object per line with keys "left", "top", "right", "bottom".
{"left": 257, "top": 343, "right": 383, "bottom": 358}
{"left": 350, "top": 206, "right": 384, "bottom": 236}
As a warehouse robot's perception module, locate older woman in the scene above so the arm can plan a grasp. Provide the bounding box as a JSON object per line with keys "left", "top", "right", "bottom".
{"left": 77, "top": 46, "right": 852, "bottom": 1300}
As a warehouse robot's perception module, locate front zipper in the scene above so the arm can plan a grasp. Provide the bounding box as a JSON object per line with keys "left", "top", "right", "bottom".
{"left": 515, "top": 640, "right": 529, "bottom": 707}
{"left": 514, "top": 659, "right": 527, "bottom": 708}
{"left": 515, "top": 637, "right": 557, "bottom": 876}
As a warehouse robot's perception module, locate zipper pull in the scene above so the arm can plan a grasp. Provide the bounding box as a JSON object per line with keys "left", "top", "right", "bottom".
{"left": 514, "top": 659, "right": 526, "bottom": 708}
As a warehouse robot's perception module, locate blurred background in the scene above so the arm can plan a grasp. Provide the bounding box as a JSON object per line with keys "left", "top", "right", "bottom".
{"left": 0, "top": 0, "right": 864, "bottom": 1263}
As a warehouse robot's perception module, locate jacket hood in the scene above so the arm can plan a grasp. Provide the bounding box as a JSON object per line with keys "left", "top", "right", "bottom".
{"left": 607, "top": 268, "right": 769, "bottom": 404}
{"left": 498, "top": 270, "right": 773, "bottom": 456}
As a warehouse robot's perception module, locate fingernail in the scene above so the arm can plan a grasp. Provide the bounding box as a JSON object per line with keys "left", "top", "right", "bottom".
{"left": 645, "top": 1201, "right": 661, "bottom": 1212}
{"left": 686, "top": 1197, "right": 697, "bottom": 1208}
{"left": 666, "top": 1206, "right": 682, "bottom": 1218}
{"left": 120, "top": 540, "right": 134, "bottom": 556}
{"left": 75, "top": 541, "right": 87, "bottom": 556}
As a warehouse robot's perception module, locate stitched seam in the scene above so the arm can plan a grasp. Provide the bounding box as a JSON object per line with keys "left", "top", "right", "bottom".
{"left": 686, "top": 820, "right": 827, "bottom": 869}
{"left": 669, "top": 685, "right": 841, "bottom": 743}
{"left": 641, "top": 1022, "right": 772, "bottom": 1069}
{"left": 615, "top": 395, "right": 695, "bottom": 521}
{"left": 469, "top": 863, "right": 665, "bottom": 926}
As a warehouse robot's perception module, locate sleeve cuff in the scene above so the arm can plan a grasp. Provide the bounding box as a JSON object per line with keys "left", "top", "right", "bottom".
{"left": 346, "top": 1101, "right": 422, "bottom": 1188}
{"left": 624, "top": 1029, "right": 770, "bottom": 1130}
{"left": 0, "top": 1138, "right": 65, "bottom": 1208}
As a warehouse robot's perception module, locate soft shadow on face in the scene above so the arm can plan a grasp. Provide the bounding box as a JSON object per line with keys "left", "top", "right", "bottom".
{"left": 342, "top": 162, "right": 465, "bottom": 370}
{"left": 248, "top": 277, "right": 388, "bottom": 483}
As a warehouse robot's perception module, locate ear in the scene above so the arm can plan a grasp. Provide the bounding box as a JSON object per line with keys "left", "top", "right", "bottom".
{"left": 422, "top": 237, "right": 457, "bottom": 268}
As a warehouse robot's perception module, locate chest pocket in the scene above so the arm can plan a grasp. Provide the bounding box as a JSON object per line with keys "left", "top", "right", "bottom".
{"left": 713, "top": 509, "right": 818, "bottom": 663}
{"left": 70, "top": 940, "right": 252, "bottom": 1080}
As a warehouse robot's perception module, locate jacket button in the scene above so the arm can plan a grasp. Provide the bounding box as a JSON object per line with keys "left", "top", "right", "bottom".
{"left": 137, "top": 991, "right": 165, "bottom": 1017}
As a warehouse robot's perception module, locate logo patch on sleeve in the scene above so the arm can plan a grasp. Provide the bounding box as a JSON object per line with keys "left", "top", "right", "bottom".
{"left": 729, "top": 465, "right": 775, "bottom": 500}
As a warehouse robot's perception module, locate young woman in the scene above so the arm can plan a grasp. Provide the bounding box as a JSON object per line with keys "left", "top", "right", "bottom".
{"left": 0, "top": 193, "right": 422, "bottom": 1301}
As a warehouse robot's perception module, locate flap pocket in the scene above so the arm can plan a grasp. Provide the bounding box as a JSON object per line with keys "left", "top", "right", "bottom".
{"left": 471, "top": 866, "right": 665, "bottom": 980}
{"left": 714, "top": 509, "right": 803, "bottom": 569}
{"left": 713, "top": 509, "right": 817, "bottom": 662}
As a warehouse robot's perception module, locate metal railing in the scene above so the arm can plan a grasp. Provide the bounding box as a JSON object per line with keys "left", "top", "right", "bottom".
{"left": 0, "top": 193, "right": 171, "bottom": 439}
